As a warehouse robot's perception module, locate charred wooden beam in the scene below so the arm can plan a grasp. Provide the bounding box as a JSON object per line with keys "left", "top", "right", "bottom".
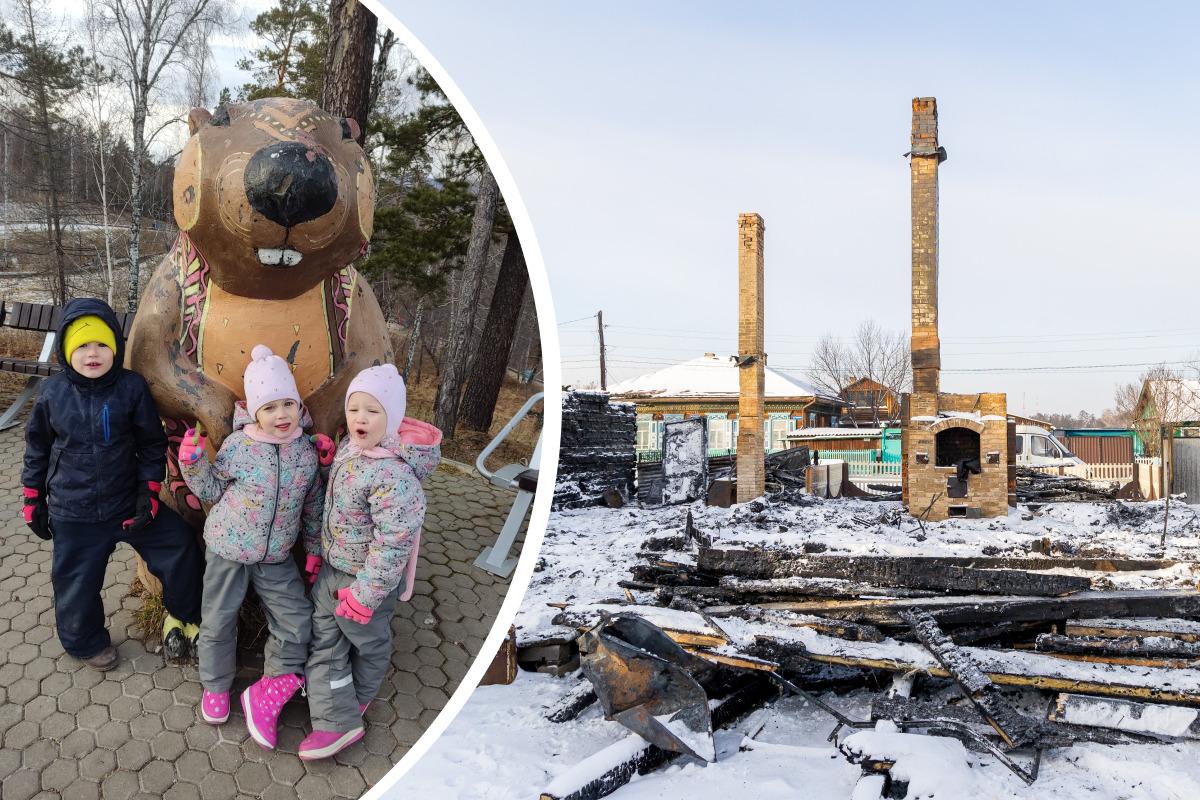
{"left": 710, "top": 590, "right": 1200, "bottom": 629}
{"left": 629, "top": 563, "right": 718, "bottom": 587}
{"left": 948, "top": 619, "right": 1054, "bottom": 646}
{"left": 539, "top": 678, "right": 777, "bottom": 800}
{"left": 739, "top": 619, "right": 1200, "bottom": 706}
{"left": 1050, "top": 693, "right": 1200, "bottom": 740}
{"left": 730, "top": 559, "right": 1090, "bottom": 596}
{"left": 871, "top": 696, "right": 1153, "bottom": 746}
{"left": 901, "top": 609, "right": 1044, "bottom": 748}
{"left": 1035, "top": 633, "right": 1200, "bottom": 662}
{"left": 546, "top": 680, "right": 599, "bottom": 723}
{"left": 718, "top": 575, "right": 943, "bottom": 600}
{"left": 698, "top": 548, "right": 1177, "bottom": 579}
{"left": 639, "top": 535, "right": 687, "bottom": 552}
{"left": 1066, "top": 618, "right": 1200, "bottom": 643}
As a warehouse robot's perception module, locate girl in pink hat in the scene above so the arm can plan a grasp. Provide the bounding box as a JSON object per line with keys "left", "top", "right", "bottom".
{"left": 176, "top": 344, "right": 335, "bottom": 750}
{"left": 299, "top": 363, "right": 442, "bottom": 760}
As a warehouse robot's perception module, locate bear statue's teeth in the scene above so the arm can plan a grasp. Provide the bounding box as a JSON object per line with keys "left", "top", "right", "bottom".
{"left": 257, "top": 248, "right": 304, "bottom": 267}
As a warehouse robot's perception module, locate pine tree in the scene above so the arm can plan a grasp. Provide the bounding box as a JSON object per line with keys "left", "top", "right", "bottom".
{"left": 236, "top": 0, "right": 326, "bottom": 101}
{"left": 359, "top": 180, "right": 475, "bottom": 378}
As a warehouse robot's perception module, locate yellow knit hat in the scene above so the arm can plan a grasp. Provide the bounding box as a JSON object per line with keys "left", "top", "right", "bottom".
{"left": 63, "top": 315, "right": 117, "bottom": 360}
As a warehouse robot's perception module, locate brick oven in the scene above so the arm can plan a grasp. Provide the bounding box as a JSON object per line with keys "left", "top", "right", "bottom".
{"left": 901, "top": 98, "right": 1009, "bottom": 521}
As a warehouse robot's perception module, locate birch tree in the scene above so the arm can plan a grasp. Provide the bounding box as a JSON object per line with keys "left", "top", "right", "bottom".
{"left": 101, "top": 0, "right": 223, "bottom": 312}
{"left": 81, "top": 0, "right": 116, "bottom": 303}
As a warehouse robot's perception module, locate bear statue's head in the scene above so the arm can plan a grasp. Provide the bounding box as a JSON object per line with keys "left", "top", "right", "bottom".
{"left": 172, "top": 97, "right": 375, "bottom": 300}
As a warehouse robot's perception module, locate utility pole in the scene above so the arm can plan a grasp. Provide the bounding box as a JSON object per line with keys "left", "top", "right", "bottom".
{"left": 597, "top": 310, "right": 608, "bottom": 391}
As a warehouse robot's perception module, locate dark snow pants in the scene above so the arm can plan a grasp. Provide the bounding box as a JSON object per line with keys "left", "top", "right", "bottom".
{"left": 50, "top": 506, "right": 204, "bottom": 659}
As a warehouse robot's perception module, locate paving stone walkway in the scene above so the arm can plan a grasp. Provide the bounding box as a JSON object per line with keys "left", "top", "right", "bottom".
{"left": 0, "top": 425, "right": 525, "bottom": 800}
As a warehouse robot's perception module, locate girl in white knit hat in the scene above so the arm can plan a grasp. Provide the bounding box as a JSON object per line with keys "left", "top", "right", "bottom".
{"left": 176, "top": 344, "right": 334, "bottom": 750}
{"left": 299, "top": 363, "right": 442, "bottom": 760}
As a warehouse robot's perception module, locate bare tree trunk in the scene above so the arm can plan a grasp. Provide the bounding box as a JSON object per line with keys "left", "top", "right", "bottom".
{"left": 403, "top": 296, "right": 424, "bottom": 382}
{"left": 322, "top": 0, "right": 376, "bottom": 140}
{"left": 460, "top": 233, "right": 528, "bottom": 432}
{"left": 433, "top": 166, "right": 499, "bottom": 436}
{"left": 367, "top": 29, "right": 396, "bottom": 123}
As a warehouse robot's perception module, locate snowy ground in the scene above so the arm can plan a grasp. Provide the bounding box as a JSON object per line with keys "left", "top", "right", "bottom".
{"left": 397, "top": 496, "right": 1200, "bottom": 799}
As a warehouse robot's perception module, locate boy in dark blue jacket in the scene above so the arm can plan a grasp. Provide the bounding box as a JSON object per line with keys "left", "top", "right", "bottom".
{"left": 22, "top": 298, "right": 203, "bottom": 670}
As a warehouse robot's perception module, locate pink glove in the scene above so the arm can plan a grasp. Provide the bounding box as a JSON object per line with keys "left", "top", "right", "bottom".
{"left": 310, "top": 433, "right": 336, "bottom": 466}
{"left": 303, "top": 554, "right": 322, "bottom": 586}
{"left": 178, "top": 427, "right": 207, "bottom": 465}
{"left": 334, "top": 587, "right": 372, "bottom": 624}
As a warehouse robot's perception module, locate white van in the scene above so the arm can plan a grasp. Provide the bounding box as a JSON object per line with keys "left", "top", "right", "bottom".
{"left": 1014, "top": 425, "right": 1086, "bottom": 468}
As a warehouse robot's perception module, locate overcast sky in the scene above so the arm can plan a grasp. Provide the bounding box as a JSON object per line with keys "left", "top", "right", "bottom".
{"left": 385, "top": 2, "right": 1200, "bottom": 415}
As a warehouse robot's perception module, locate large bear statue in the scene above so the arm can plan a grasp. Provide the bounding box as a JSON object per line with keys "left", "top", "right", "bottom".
{"left": 127, "top": 97, "right": 392, "bottom": 524}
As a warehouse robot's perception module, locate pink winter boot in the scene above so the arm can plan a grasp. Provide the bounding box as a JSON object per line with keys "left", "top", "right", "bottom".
{"left": 200, "top": 691, "right": 229, "bottom": 725}
{"left": 297, "top": 727, "right": 365, "bottom": 761}
{"left": 241, "top": 674, "right": 304, "bottom": 749}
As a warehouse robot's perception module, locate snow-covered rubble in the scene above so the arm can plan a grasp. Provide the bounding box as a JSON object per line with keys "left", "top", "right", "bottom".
{"left": 394, "top": 495, "right": 1200, "bottom": 799}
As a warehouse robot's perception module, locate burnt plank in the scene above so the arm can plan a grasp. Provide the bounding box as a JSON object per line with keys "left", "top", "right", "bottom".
{"left": 698, "top": 547, "right": 1177, "bottom": 579}
{"left": 1051, "top": 693, "right": 1200, "bottom": 740}
{"left": 712, "top": 590, "right": 1200, "bottom": 629}
{"left": 1065, "top": 618, "right": 1200, "bottom": 642}
{"left": 1035, "top": 633, "right": 1200, "bottom": 661}
{"left": 733, "top": 617, "right": 1200, "bottom": 705}
{"left": 718, "top": 575, "right": 943, "bottom": 600}
{"left": 872, "top": 696, "right": 1155, "bottom": 746}
{"left": 545, "top": 680, "right": 598, "bottom": 723}
{"left": 902, "top": 609, "right": 1044, "bottom": 748}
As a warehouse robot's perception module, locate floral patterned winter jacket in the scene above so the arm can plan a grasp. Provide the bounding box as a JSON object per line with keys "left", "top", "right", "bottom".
{"left": 322, "top": 417, "right": 442, "bottom": 610}
{"left": 181, "top": 402, "right": 323, "bottom": 564}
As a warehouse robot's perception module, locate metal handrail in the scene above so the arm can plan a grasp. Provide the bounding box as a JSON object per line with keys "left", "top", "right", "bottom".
{"left": 475, "top": 392, "right": 544, "bottom": 484}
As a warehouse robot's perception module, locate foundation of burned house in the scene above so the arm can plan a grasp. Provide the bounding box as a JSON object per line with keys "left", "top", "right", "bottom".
{"left": 901, "top": 97, "right": 1009, "bottom": 521}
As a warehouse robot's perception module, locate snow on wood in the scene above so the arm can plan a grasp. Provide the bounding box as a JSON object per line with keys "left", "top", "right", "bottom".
{"left": 723, "top": 616, "right": 1200, "bottom": 704}
{"left": 713, "top": 589, "right": 1200, "bottom": 629}
{"left": 902, "top": 608, "right": 1044, "bottom": 748}
{"left": 1067, "top": 618, "right": 1200, "bottom": 642}
{"left": 1051, "top": 693, "right": 1200, "bottom": 740}
{"left": 839, "top": 729, "right": 980, "bottom": 797}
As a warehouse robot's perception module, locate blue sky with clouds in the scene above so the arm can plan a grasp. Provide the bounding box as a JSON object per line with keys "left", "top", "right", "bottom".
{"left": 383, "top": 2, "right": 1200, "bottom": 414}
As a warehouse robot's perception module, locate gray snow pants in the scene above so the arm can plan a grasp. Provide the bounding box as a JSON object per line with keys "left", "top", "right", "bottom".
{"left": 198, "top": 552, "right": 313, "bottom": 692}
{"left": 305, "top": 564, "right": 401, "bottom": 732}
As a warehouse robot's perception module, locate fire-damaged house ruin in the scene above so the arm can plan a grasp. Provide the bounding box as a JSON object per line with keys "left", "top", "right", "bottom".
{"left": 519, "top": 98, "right": 1200, "bottom": 800}
{"left": 901, "top": 97, "right": 1010, "bottom": 522}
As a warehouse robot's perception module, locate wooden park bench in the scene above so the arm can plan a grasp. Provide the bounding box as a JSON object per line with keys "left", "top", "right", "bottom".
{"left": 0, "top": 301, "right": 135, "bottom": 431}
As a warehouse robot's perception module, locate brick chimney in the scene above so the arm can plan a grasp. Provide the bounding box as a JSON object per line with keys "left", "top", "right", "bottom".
{"left": 910, "top": 97, "right": 945, "bottom": 397}
{"left": 736, "top": 212, "right": 766, "bottom": 503}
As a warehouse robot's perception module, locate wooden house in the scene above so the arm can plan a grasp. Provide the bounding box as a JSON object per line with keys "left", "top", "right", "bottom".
{"left": 610, "top": 353, "right": 847, "bottom": 460}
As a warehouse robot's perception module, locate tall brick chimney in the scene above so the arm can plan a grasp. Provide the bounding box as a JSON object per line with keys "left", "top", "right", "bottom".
{"left": 736, "top": 212, "right": 766, "bottom": 503}
{"left": 910, "top": 97, "right": 945, "bottom": 396}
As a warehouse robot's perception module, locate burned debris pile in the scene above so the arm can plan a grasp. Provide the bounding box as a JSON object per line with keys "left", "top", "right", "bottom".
{"left": 535, "top": 510, "right": 1200, "bottom": 800}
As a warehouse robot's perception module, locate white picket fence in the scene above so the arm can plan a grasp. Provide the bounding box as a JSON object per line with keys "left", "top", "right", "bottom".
{"left": 1032, "top": 458, "right": 1160, "bottom": 483}
{"left": 827, "top": 451, "right": 903, "bottom": 491}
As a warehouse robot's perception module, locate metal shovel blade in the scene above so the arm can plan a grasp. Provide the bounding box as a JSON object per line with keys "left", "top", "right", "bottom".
{"left": 579, "top": 615, "right": 716, "bottom": 761}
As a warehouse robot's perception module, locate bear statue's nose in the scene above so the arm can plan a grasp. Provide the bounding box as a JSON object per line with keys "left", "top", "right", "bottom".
{"left": 244, "top": 142, "right": 338, "bottom": 228}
